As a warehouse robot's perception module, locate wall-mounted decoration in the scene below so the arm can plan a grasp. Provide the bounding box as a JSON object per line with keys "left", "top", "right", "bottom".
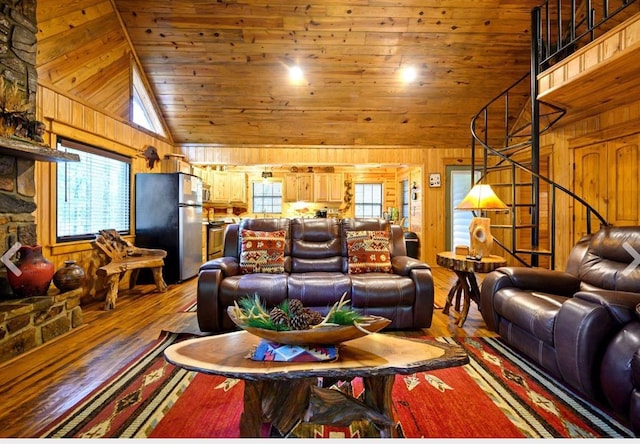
{"left": 411, "top": 182, "right": 419, "bottom": 200}
{"left": 141, "top": 145, "right": 160, "bottom": 169}
{"left": 429, "top": 173, "right": 441, "bottom": 188}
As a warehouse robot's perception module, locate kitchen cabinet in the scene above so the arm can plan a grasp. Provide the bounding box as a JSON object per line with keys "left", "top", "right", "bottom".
{"left": 210, "top": 171, "right": 246, "bottom": 203}
{"left": 161, "top": 157, "right": 191, "bottom": 174}
{"left": 228, "top": 172, "right": 246, "bottom": 203}
{"left": 211, "top": 171, "right": 229, "bottom": 202}
{"left": 284, "top": 173, "right": 313, "bottom": 202}
{"left": 314, "top": 173, "right": 343, "bottom": 202}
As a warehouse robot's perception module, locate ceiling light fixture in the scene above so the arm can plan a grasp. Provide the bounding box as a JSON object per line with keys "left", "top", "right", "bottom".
{"left": 289, "top": 65, "right": 304, "bottom": 83}
{"left": 401, "top": 66, "right": 418, "bottom": 83}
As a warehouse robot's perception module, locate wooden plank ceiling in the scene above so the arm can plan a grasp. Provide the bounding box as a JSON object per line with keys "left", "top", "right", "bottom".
{"left": 37, "top": 0, "right": 544, "bottom": 150}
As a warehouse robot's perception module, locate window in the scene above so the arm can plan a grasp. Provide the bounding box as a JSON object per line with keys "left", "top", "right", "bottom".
{"left": 56, "top": 139, "right": 131, "bottom": 242}
{"left": 252, "top": 181, "right": 282, "bottom": 214}
{"left": 354, "top": 183, "right": 383, "bottom": 217}
{"left": 447, "top": 167, "right": 481, "bottom": 249}
{"left": 131, "top": 65, "right": 165, "bottom": 136}
{"left": 400, "top": 179, "right": 409, "bottom": 228}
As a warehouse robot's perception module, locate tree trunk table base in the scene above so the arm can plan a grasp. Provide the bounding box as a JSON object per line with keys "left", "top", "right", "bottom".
{"left": 437, "top": 252, "right": 507, "bottom": 327}
{"left": 243, "top": 376, "right": 397, "bottom": 438}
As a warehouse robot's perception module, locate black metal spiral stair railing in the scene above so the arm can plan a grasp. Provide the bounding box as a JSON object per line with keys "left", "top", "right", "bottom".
{"left": 470, "top": 88, "right": 607, "bottom": 268}
{"left": 467, "top": 0, "right": 636, "bottom": 268}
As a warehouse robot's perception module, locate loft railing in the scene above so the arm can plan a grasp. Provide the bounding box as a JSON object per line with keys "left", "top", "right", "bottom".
{"left": 467, "top": 0, "right": 638, "bottom": 267}
{"left": 537, "top": 0, "right": 638, "bottom": 71}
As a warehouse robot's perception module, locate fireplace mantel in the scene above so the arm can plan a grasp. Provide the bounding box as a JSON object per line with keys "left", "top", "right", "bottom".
{"left": 0, "top": 137, "right": 80, "bottom": 162}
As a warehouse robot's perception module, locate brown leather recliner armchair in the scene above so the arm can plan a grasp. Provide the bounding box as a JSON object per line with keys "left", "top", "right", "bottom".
{"left": 479, "top": 226, "right": 640, "bottom": 434}
{"left": 601, "top": 303, "right": 640, "bottom": 434}
{"left": 197, "top": 217, "right": 434, "bottom": 333}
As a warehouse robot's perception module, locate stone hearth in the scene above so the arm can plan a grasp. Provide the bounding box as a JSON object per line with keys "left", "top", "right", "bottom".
{"left": 0, "top": 287, "right": 83, "bottom": 363}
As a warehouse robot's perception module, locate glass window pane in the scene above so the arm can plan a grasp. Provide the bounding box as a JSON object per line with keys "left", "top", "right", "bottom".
{"left": 400, "top": 179, "right": 409, "bottom": 228}
{"left": 253, "top": 181, "right": 283, "bottom": 214}
{"left": 131, "top": 65, "right": 165, "bottom": 137}
{"left": 56, "top": 139, "right": 131, "bottom": 242}
{"left": 354, "top": 183, "right": 383, "bottom": 218}
{"left": 450, "top": 170, "right": 481, "bottom": 249}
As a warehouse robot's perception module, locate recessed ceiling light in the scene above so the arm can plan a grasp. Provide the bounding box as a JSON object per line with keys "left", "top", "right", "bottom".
{"left": 401, "top": 66, "right": 418, "bottom": 83}
{"left": 289, "top": 65, "right": 304, "bottom": 82}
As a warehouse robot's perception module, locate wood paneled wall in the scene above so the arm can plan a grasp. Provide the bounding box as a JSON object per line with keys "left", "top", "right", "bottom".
{"left": 33, "top": 85, "right": 175, "bottom": 302}
{"left": 541, "top": 100, "right": 640, "bottom": 269}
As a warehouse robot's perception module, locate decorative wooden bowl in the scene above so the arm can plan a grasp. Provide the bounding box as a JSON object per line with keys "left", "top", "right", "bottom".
{"left": 227, "top": 306, "right": 391, "bottom": 346}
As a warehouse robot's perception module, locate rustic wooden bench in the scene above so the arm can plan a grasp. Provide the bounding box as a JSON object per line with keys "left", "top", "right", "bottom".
{"left": 92, "top": 229, "right": 168, "bottom": 310}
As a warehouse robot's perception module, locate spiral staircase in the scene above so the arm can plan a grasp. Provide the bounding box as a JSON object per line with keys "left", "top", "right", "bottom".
{"left": 468, "top": 0, "right": 637, "bottom": 268}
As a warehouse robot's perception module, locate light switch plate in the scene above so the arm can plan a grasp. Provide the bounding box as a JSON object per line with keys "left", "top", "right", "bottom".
{"left": 429, "top": 172, "right": 441, "bottom": 188}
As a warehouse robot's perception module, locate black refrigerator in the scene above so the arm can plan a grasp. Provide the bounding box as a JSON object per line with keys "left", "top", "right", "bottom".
{"left": 135, "top": 173, "right": 203, "bottom": 284}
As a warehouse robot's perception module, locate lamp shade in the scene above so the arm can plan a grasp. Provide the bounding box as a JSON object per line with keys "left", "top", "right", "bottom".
{"left": 455, "top": 184, "right": 508, "bottom": 211}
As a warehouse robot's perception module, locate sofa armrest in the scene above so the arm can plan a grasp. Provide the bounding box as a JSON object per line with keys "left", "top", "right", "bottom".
{"left": 494, "top": 267, "right": 581, "bottom": 295}
{"left": 197, "top": 268, "right": 224, "bottom": 332}
{"left": 600, "top": 306, "right": 640, "bottom": 432}
{"left": 199, "top": 256, "right": 241, "bottom": 277}
{"left": 554, "top": 294, "right": 634, "bottom": 400}
{"left": 573, "top": 290, "right": 640, "bottom": 326}
{"left": 389, "top": 256, "right": 434, "bottom": 327}
{"left": 391, "top": 255, "right": 430, "bottom": 277}
{"left": 479, "top": 267, "right": 581, "bottom": 332}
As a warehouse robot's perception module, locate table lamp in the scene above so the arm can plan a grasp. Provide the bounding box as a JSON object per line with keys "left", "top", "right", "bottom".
{"left": 455, "top": 184, "right": 508, "bottom": 259}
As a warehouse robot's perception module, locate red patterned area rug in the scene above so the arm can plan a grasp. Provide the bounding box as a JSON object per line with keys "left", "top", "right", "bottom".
{"left": 37, "top": 333, "right": 635, "bottom": 439}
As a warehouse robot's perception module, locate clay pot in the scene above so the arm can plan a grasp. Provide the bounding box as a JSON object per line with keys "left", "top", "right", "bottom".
{"left": 53, "top": 260, "right": 86, "bottom": 292}
{"left": 6, "top": 245, "right": 55, "bottom": 298}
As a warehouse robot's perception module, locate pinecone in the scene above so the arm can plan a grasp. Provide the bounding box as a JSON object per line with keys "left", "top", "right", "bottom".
{"left": 289, "top": 313, "right": 310, "bottom": 330}
{"left": 288, "top": 299, "right": 305, "bottom": 317}
{"left": 303, "top": 307, "right": 324, "bottom": 326}
{"left": 269, "top": 307, "right": 289, "bottom": 328}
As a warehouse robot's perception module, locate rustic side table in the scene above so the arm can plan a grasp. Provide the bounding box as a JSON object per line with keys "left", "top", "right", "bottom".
{"left": 436, "top": 251, "right": 507, "bottom": 327}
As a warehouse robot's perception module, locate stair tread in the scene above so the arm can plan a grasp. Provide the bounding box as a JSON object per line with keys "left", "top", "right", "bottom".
{"left": 515, "top": 247, "right": 553, "bottom": 255}
{"left": 491, "top": 224, "right": 536, "bottom": 229}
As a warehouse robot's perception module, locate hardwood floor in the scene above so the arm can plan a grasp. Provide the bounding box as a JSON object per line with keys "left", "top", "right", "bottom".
{"left": 0, "top": 266, "right": 496, "bottom": 438}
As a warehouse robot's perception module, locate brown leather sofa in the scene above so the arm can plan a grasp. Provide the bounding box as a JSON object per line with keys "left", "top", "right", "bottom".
{"left": 479, "top": 225, "right": 640, "bottom": 434}
{"left": 197, "top": 217, "right": 434, "bottom": 333}
{"left": 602, "top": 303, "right": 640, "bottom": 434}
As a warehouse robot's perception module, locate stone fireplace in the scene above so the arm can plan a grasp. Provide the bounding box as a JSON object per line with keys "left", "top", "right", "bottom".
{"left": 0, "top": 0, "right": 83, "bottom": 364}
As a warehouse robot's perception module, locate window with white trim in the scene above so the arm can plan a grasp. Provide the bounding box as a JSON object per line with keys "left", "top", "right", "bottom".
{"left": 56, "top": 138, "right": 131, "bottom": 242}
{"left": 354, "top": 183, "right": 383, "bottom": 217}
{"left": 252, "top": 181, "right": 283, "bottom": 214}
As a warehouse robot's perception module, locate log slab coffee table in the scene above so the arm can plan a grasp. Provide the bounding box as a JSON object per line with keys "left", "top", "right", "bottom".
{"left": 164, "top": 330, "right": 469, "bottom": 437}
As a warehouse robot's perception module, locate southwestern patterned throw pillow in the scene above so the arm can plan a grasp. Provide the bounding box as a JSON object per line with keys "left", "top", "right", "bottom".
{"left": 240, "top": 229, "right": 286, "bottom": 274}
{"left": 345, "top": 230, "right": 392, "bottom": 274}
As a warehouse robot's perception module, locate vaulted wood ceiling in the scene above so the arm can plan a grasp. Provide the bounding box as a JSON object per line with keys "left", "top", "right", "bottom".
{"left": 37, "top": 0, "right": 547, "bottom": 150}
